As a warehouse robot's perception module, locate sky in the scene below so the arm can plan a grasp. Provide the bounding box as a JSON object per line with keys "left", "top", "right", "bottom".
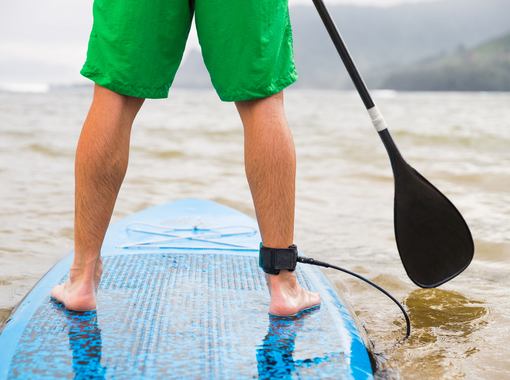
{"left": 0, "top": 0, "right": 441, "bottom": 85}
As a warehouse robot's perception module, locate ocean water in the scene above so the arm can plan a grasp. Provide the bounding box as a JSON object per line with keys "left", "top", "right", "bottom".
{"left": 0, "top": 87, "right": 509, "bottom": 379}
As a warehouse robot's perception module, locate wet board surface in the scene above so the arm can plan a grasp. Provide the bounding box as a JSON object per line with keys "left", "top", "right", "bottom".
{"left": 0, "top": 199, "right": 374, "bottom": 379}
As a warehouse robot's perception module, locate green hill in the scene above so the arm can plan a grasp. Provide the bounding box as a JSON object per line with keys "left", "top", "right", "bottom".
{"left": 381, "top": 32, "right": 510, "bottom": 91}
{"left": 289, "top": 0, "right": 510, "bottom": 89}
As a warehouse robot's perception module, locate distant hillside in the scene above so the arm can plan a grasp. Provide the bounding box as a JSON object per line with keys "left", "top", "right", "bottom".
{"left": 290, "top": 0, "right": 510, "bottom": 89}
{"left": 173, "top": 0, "right": 510, "bottom": 91}
{"left": 380, "top": 32, "right": 510, "bottom": 91}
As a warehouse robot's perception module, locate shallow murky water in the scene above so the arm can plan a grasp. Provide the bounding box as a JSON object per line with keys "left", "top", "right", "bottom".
{"left": 1, "top": 88, "right": 509, "bottom": 378}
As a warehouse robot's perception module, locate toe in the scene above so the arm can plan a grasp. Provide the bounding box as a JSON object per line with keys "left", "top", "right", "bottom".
{"left": 50, "top": 283, "right": 64, "bottom": 302}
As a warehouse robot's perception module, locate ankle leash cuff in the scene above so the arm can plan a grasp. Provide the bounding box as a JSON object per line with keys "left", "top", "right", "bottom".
{"left": 259, "top": 244, "right": 298, "bottom": 275}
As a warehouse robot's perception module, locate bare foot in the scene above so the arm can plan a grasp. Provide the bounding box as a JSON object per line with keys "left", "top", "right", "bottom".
{"left": 265, "top": 270, "right": 321, "bottom": 317}
{"left": 51, "top": 258, "right": 103, "bottom": 312}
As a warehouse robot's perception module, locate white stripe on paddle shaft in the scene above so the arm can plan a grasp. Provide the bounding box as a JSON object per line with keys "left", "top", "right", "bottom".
{"left": 368, "top": 105, "right": 388, "bottom": 132}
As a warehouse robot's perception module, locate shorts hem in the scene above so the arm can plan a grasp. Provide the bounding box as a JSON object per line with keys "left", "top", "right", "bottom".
{"left": 80, "top": 67, "right": 171, "bottom": 99}
{"left": 217, "top": 71, "right": 299, "bottom": 102}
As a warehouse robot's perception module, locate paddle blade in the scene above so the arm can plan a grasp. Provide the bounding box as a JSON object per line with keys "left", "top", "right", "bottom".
{"left": 380, "top": 130, "right": 474, "bottom": 288}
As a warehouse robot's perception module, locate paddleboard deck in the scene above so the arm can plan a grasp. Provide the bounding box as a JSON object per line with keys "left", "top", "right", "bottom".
{"left": 0, "top": 199, "right": 374, "bottom": 379}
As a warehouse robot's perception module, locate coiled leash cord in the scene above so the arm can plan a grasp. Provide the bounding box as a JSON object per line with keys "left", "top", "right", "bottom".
{"left": 297, "top": 256, "right": 410, "bottom": 343}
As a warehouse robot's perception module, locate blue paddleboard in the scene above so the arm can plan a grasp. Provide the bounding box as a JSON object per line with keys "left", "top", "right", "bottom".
{"left": 0, "top": 199, "right": 374, "bottom": 379}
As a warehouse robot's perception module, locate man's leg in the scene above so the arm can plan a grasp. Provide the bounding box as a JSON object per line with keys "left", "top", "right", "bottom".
{"left": 51, "top": 84, "right": 145, "bottom": 311}
{"left": 235, "top": 91, "right": 320, "bottom": 317}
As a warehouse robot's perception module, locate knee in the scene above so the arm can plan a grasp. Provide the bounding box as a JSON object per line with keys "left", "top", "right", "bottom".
{"left": 235, "top": 91, "right": 284, "bottom": 119}
{"left": 236, "top": 90, "right": 282, "bottom": 107}
{"left": 93, "top": 84, "right": 145, "bottom": 110}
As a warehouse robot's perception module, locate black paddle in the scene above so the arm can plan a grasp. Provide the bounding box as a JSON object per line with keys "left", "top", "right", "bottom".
{"left": 311, "top": 0, "right": 474, "bottom": 288}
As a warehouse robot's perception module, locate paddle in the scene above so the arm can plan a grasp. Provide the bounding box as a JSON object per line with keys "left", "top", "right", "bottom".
{"left": 311, "top": 0, "right": 474, "bottom": 288}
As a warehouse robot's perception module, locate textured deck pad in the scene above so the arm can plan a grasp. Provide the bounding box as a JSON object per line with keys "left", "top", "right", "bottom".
{"left": 1, "top": 199, "right": 373, "bottom": 379}
{"left": 10, "top": 253, "right": 350, "bottom": 379}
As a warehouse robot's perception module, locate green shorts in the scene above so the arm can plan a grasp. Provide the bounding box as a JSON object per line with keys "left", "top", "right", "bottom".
{"left": 80, "top": 0, "right": 299, "bottom": 101}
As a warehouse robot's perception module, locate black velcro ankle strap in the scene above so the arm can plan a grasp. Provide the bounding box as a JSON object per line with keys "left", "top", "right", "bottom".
{"left": 259, "top": 244, "right": 298, "bottom": 275}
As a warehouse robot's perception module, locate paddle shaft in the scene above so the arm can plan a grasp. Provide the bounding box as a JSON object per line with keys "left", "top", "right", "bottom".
{"left": 311, "top": 0, "right": 374, "bottom": 110}
{"left": 311, "top": 0, "right": 392, "bottom": 135}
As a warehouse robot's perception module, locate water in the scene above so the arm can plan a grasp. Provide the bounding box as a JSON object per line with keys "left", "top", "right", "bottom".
{"left": 1, "top": 87, "right": 509, "bottom": 379}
